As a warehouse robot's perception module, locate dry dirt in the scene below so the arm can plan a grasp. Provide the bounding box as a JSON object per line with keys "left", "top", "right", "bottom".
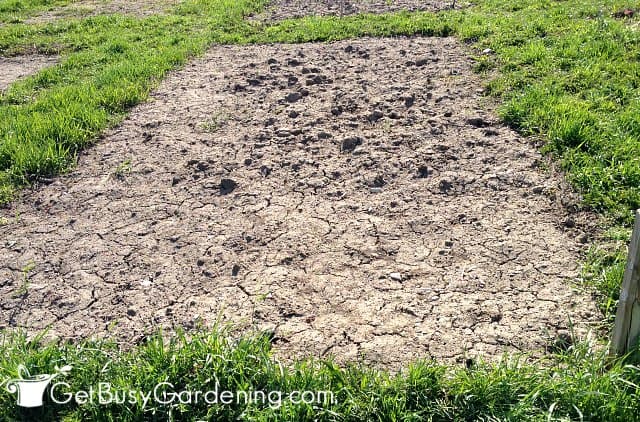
{"left": 0, "top": 55, "right": 58, "bottom": 92}
{"left": 25, "top": 0, "right": 180, "bottom": 23}
{"left": 251, "top": 0, "right": 468, "bottom": 21}
{"left": 0, "top": 36, "right": 601, "bottom": 367}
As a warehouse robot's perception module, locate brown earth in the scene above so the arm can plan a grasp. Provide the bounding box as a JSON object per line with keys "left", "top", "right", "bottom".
{"left": 25, "top": 0, "right": 180, "bottom": 23}
{"left": 0, "top": 36, "right": 601, "bottom": 368}
{"left": 251, "top": 0, "right": 468, "bottom": 21}
{"left": 0, "top": 55, "right": 58, "bottom": 92}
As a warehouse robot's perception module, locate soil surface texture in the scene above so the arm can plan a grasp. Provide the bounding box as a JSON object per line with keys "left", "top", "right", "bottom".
{"left": 0, "top": 55, "right": 58, "bottom": 91}
{"left": 251, "top": 0, "right": 467, "bottom": 21}
{"left": 25, "top": 0, "right": 179, "bottom": 23}
{"left": 0, "top": 37, "right": 600, "bottom": 367}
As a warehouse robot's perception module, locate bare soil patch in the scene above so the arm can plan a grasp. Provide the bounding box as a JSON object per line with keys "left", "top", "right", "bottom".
{"left": 0, "top": 37, "right": 600, "bottom": 367}
{"left": 251, "top": 0, "right": 468, "bottom": 21}
{"left": 0, "top": 55, "right": 58, "bottom": 91}
{"left": 26, "top": 0, "right": 179, "bottom": 23}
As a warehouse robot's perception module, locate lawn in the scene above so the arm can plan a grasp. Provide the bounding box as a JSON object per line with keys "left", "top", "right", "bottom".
{"left": 1, "top": 0, "right": 640, "bottom": 420}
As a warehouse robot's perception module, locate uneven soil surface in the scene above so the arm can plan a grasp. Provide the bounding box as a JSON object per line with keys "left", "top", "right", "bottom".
{"left": 25, "top": 0, "right": 179, "bottom": 23}
{"left": 0, "top": 55, "right": 58, "bottom": 91}
{"left": 0, "top": 37, "right": 600, "bottom": 367}
{"left": 252, "top": 0, "right": 467, "bottom": 21}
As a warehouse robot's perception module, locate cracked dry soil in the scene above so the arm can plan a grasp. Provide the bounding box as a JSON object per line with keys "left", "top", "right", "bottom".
{"left": 0, "top": 37, "right": 600, "bottom": 367}
{"left": 251, "top": 0, "right": 468, "bottom": 21}
{"left": 25, "top": 0, "right": 180, "bottom": 23}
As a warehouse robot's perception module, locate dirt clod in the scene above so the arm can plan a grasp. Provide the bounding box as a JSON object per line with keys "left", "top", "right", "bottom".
{"left": 219, "top": 178, "right": 237, "bottom": 194}
{"left": 341, "top": 136, "right": 364, "bottom": 152}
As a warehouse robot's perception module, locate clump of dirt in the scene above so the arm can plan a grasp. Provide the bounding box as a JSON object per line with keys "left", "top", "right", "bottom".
{"left": 0, "top": 55, "right": 58, "bottom": 91}
{"left": 0, "top": 37, "right": 600, "bottom": 368}
{"left": 613, "top": 8, "right": 635, "bottom": 19}
{"left": 25, "top": 0, "right": 179, "bottom": 23}
{"left": 251, "top": 0, "right": 467, "bottom": 21}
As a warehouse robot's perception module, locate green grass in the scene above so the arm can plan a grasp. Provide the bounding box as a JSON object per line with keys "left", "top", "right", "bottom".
{"left": 1, "top": 329, "right": 640, "bottom": 421}
{"left": 2, "top": 0, "right": 640, "bottom": 419}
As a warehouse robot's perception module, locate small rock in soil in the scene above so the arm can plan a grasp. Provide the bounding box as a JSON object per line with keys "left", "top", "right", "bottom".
{"left": 418, "top": 166, "right": 432, "bottom": 178}
{"left": 372, "top": 175, "right": 386, "bottom": 187}
{"left": 285, "top": 92, "right": 302, "bottom": 103}
{"left": 466, "top": 117, "right": 490, "bottom": 128}
{"left": 260, "top": 165, "right": 271, "bottom": 177}
{"left": 439, "top": 179, "right": 453, "bottom": 193}
{"left": 389, "top": 272, "right": 402, "bottom": 281}
{"left": 306, "top": 74, "right": 329, "bottom": 85}
{"left": 220, "top": 178, "right": 238, "bottom": 195}
{"left": 341, "top": 136, "right": 363, "bottom": 152}
{"left": 404, "top": 95, "right": 415, "bottom": 108}
{"left": 368, "top": 109, "right": 384, "bottom": 122}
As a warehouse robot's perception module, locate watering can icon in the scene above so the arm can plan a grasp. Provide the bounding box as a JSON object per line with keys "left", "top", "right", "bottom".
{"left": 5, "top": 364, "right": 72, "bottom": 408}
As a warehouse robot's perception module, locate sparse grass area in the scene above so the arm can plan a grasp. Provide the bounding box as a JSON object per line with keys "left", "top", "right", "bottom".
{"left": 1, "top": 329, "right": 640, "bottom": 421}
{"left": 2, "top": 0, "right": 640, "bottom": 420}
{"left": 0, "top": 0, "right": 73, "bottom": 23}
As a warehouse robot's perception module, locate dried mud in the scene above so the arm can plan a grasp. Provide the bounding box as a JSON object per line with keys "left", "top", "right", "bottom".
{"left": 251, "top": 0, "right": 468, "bottom": 21}
{"left": 0, "top": 55, "right": 58, "bottom": 92}
{"left": 0, "top": 37, "right": 600, "bottom": 367}
{"left": 25, "top": 0, "right": 180, "bottom": 23}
